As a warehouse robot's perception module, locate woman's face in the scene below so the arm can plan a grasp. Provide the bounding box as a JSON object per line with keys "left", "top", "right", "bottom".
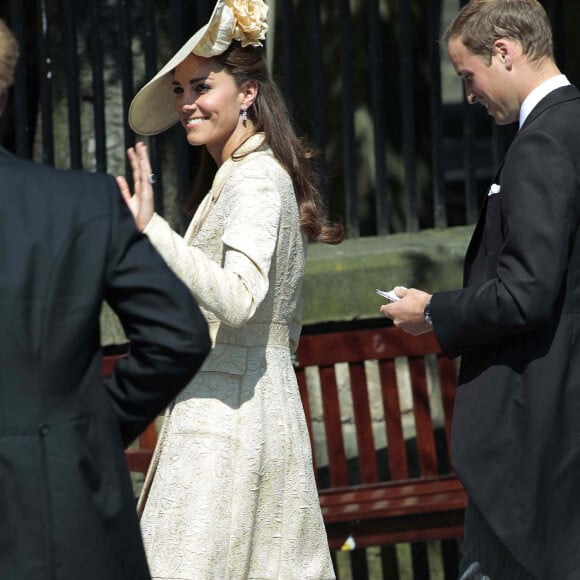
{"left": 172, "top": 53, "right": 252, "bottom": 164}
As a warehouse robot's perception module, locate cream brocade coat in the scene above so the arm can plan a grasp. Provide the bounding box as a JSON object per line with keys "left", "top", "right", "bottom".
{"left": 139, "top": 135, "right": 335, "bottom": 580}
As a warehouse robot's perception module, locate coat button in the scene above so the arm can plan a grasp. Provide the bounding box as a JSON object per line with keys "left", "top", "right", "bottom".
{"left": 38, "top": 423, "right": 49, "bottom": 436}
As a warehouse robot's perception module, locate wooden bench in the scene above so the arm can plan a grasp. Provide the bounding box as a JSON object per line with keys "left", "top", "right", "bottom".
{"left": 102, "top": 324, "right": 466, "bottom": 555}
{"left": 295, "top": 325, "right": 466, "bottom": 553}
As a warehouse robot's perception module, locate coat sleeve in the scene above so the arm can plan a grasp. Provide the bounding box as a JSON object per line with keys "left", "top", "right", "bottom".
{"left": 102, "top": 177, "right": 211, "bottom": 446}
{"left": 143, "top": 160, "right": 282, "bottom": 327}
{"left": 432, "top": 129, "right": 578, "bottom": 357}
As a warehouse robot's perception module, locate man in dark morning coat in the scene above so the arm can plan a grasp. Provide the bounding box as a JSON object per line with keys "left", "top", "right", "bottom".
{"left": 381, "top": 1, "right": 580, "bottom": 578}
{"left": 0, "top": 19, "right": 211, "bottom": 580}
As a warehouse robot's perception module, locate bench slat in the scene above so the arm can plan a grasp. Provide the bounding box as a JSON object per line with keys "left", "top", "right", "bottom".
{"left": 320, "top": 476, "right": 467, "bottom": 549}
{"left": 319, "top": 475, "right": 465, "bottom": 508}
{"left": 409, "top": 356, "right": 439, "bottom": 477}
{"left": 349, "top": 361, "right": 380, "bottom": 484}
{"left": 319, "top": 365, "right": 350, "bottom": 487}
{"left": 296, "top": 328, "right": 442, "bottom": 366}
{"left": 324, "top": 513, "right": 465, "bottom": 550}
{"left": 379, "top": 358, "right": 409, "bottom": 480}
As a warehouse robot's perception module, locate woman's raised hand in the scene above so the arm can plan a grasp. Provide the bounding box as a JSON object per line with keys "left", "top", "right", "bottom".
{"left": 116, "top": 142, "right": 156, "bottom": 232}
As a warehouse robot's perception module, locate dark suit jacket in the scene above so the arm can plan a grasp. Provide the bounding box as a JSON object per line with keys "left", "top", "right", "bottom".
{"left": 0, "top": 146, "right": 211, "bottom": 580}
{"left": 431, "top": 85, "right": 580, "bottom": 579}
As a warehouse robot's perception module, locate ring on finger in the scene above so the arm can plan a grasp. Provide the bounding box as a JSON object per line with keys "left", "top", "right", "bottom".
{"left": 148, "top": 173, "right": 157, "bottom": 185}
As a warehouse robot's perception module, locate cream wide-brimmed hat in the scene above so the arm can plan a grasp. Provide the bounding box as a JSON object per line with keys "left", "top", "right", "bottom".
{"left": 129, "top": 0, "right": 268, "bottom": 136}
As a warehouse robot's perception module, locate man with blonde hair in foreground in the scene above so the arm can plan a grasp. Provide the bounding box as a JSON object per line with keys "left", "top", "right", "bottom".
{"left": 0, "top": 18, "right": 211, "bottom": 580}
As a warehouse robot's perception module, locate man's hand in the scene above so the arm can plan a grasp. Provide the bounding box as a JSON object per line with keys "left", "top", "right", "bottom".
{"left": 380, "top": 286, "right": 433, "bottom": 336}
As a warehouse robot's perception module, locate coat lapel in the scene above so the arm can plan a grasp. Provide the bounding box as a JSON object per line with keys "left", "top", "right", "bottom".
{"left": 520, "top": 84, "right": 580, "bottom": 131}
{"left": 463, "top": 162, "right": 505, "bottom": 286}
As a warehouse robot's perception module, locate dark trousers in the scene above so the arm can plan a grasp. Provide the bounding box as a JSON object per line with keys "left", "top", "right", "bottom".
{"left": 458, "top": 501, "right": 535, "bottom": 580}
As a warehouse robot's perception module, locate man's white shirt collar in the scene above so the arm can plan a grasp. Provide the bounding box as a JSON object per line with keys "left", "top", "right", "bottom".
{"left": 519, "top": 74, "right": 570, "bottom": 128}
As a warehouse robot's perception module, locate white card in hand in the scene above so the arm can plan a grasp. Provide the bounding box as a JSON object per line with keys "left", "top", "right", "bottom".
{"left": 376, "top": 288, "right": 403, "bottom": 302}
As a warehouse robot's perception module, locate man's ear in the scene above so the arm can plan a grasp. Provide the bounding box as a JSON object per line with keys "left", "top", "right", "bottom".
{"left": 492, "top": 39, "right": 514, "bottom": 69}
{"left": 0, "top": 91, "right": 7, "bottom": 117}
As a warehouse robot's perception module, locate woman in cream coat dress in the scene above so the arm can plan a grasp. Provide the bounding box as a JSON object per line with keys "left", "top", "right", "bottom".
{"left": 117, "top": 1, "right": 343, "bottom": 578}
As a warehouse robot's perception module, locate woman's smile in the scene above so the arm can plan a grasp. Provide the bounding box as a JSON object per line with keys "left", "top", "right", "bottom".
{"left": 184, "top": 116, "right": 207, "bottom": 128}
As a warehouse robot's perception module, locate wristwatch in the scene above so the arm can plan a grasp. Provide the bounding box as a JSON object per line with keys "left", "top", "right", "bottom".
{"left": 424, "top": 299, "right": 433, "bottom": 326}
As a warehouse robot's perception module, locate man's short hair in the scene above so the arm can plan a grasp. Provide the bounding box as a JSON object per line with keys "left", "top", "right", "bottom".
{"left": 0, "top": 19, "right": 19, "bottom": 95}
{"left": 443, "top": 0, "right": 554, "bottom": 64}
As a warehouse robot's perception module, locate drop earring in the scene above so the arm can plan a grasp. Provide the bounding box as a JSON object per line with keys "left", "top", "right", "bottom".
{"left": 241, "top": 106, "right": 248, "bottom": 123}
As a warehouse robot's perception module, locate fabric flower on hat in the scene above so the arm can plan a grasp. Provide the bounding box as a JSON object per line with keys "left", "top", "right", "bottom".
{"left": 227, "top": 0, "right": 268, "bottom": 47}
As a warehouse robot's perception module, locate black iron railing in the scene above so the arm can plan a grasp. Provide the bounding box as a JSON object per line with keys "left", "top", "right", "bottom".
{"left": 1, "top": 0, "right": 571, "bottom": 238}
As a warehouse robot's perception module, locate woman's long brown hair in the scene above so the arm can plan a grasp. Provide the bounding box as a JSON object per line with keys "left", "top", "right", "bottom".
{"left": 186, "top": 41, "right": 344, "bottom": 244}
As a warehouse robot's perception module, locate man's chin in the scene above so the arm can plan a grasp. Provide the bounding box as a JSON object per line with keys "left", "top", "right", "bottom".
{"left": 492, "top": 113, "right": 515, "bottom": 126}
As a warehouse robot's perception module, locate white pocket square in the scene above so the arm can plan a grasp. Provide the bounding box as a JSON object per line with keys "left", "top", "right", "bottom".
{"left": 488, "top": 183, "right": 501, "bottom": 196}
